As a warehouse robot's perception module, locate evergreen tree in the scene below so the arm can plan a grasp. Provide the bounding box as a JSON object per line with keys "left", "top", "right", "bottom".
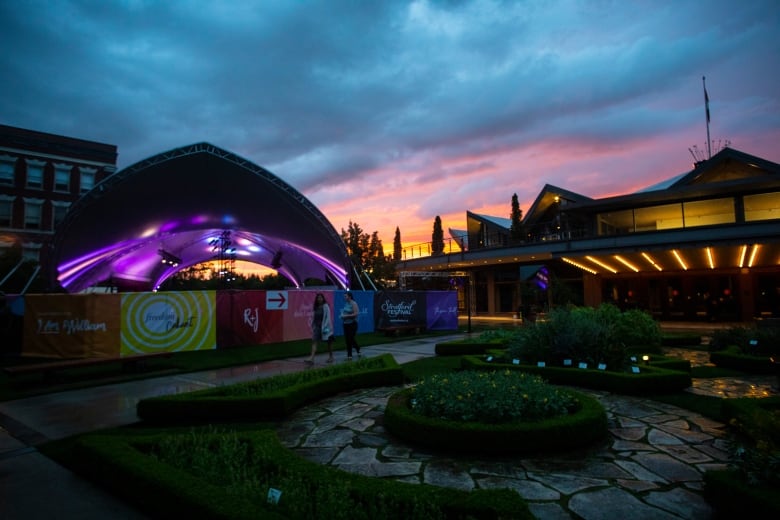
{"left": 432, "top": 215, "right": 444, "bottom": 255}
{"left": 393, "top": 227, "right": 402, "bottom": 262}
{"left": 341, "top": 220, "right": 367, "bottom": 269}
{"left": 510, "top": 193, "right": 524, "bottom": 241}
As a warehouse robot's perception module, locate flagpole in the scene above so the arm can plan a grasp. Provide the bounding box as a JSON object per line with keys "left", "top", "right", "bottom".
{"left": 703, "top": 76, "right": 711, "bottom": 159}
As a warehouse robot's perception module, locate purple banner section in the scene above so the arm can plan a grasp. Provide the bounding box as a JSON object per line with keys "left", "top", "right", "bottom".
{"left": 426, "top": 291, "right": 459, "bottom": 330}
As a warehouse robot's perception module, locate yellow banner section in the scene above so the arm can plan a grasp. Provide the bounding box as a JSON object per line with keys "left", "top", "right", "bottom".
{"left": 22, "top": 294, "right": 121, "bottom": 359}
{"left": 120, "top": 291, "right": 216, "bottom": 355}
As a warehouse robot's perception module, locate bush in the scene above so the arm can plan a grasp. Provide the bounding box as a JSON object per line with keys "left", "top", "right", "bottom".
{"left": 506, "top": 304, "right": 661, "bottom": 369}
{"left": 411, "top": 370, "right": 575, "bottom": 423}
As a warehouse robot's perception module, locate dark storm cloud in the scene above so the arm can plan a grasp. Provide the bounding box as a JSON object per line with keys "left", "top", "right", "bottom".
{"left": 1, "top": 0, "right": 778, "bottom": 244}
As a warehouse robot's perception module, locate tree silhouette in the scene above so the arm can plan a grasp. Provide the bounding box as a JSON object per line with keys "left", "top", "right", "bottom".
{"left": 510, "top": 193, "right": 524, "bottom": 241}
{"left": 432, "top": 215, "right": 444, "bottom": 255}
{"left": 393, "top": 226, "right": 402, "bottom": 261}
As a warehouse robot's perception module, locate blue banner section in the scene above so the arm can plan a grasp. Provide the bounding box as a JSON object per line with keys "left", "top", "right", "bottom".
{"left": 333, "top": 290, "right": 375, "bottom": 335}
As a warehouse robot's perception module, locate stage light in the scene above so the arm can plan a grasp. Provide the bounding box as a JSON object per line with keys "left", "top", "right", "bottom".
{"left": 158, "top": 249, "right": 182, "bottom": 267}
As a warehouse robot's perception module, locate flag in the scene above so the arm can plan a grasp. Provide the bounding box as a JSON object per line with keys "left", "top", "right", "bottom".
{"left": 704, "top": 83, "right": 710, "bottom": 124}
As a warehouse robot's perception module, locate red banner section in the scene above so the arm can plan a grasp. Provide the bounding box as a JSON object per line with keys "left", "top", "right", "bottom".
{"left": 23, "top": 294, "right": 121, "bottom": 358}
{"left": 216, "top": 290, "right": 283, "bottom": 347}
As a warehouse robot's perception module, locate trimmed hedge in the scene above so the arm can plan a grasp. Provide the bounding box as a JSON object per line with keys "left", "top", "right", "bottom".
{"left": 384, "top": 387, "right": 608, "bottom": 454}
{"left": 73, "top": 428, "right": 533, "bottom": 519}
{"left": 460, "top": 356, "right": 692, "bottom": 394}
{"left": 137, "top": 354, "right": 404, "bottom": 424}
{"left": 709, "top": 346, "right": 778, "bottom": 374}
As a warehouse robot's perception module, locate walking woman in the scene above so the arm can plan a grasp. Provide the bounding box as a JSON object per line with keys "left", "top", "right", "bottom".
{"left": 340, "top": 291, "right": 360, "bottom": 360}
{"left": 307, "top": 293, "right": 333, "bottom": 364}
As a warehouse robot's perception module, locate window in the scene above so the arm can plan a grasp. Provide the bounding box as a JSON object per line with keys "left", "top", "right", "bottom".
{"left": 52, "top": 201, "right": 70, "bottom": 228}
{"left": 80, "top": 167, "right": 96, "bottom": 193}
{"left": 683, "top": 198, "right": 735, "bottom": 227}
{"left": 0, "top": 155, "right": 15, "bottom": 185}
{"left": 26, "top": 159, "right": 45, "bottom": 189}
{"left": 634, "top": 203, "right": 683, "bottom": 231}
{"left": 0, "top": 196, "right": 13, "bottom": 227}
{"left": 24, "top": 198, "right": 43, "bottom": 229}
{"left": 744, "top": 192, "right": 780, "bottom": 222}
{"left": 598, "top": 209, "right": 634, "bottom": 235}
{"left": 54, "top": 164, "right": 72, "bottom": 192}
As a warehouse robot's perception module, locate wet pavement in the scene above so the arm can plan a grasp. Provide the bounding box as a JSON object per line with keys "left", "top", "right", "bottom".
{"left": 1, "top": 333, "right": 777, "bottom": 519}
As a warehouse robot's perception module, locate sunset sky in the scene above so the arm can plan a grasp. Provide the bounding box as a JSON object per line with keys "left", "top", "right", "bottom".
{"left": 1, "top": 0, "right": 779, "bottom": 254}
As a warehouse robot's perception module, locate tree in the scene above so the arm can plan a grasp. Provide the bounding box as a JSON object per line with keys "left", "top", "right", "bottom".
{"left": 393, "top": 227, "right": 402, "bottom": 262}
{"left": 432, "top": 216, "right": 444, "bottom": 255}
{"left": 340, "top": 220, "right": 398, "bottom": 288}
{"left": 341, "top": 220, "right": 368, "bottom": 270}
{"left": 510, "top": 193, "right": 524, "bottom": 241}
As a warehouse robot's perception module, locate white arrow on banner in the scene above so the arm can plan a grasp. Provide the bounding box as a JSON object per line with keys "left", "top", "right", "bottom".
{"left": 266, "top": 291, "right": 288, "bottom": 310}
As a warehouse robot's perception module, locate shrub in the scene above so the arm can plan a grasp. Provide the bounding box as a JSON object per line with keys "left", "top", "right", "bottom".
{"left": 506, "top": 303, "right": 660, "bottom": 369}
{"left": 411, "top": 369, "right": 576, "bottom": 423}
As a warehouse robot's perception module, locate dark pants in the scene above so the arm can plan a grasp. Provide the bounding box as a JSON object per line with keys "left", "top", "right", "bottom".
{"left": 344, "top": 321, "right": 359, "bottom": 357}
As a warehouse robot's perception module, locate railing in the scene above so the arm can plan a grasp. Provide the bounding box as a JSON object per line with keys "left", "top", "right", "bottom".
{"left": 400, "top": 224, "right": 589, "bottom": 261}
{"left": 401, "top": 238, "right": 462, "bottom": 260}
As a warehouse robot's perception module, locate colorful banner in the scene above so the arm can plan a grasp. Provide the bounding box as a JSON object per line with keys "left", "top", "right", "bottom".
{"left": 426, "top": 291, "right": 459, "bottom": 330}
{"left": 121, "top": 291, "right": 216, "bottom": 355}
{"left": 16, "top": 289, "right": 457, "bottom": 356}
{"left": 373, "top": 291, "right": 427, "bottom": 329}
{"left": 22, "top": 294, "right": 120, "bottom": 358}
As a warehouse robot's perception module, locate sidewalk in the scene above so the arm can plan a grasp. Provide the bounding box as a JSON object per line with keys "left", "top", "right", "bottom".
{"left": 0, "top": 333, "right": 776, "bottom": 519}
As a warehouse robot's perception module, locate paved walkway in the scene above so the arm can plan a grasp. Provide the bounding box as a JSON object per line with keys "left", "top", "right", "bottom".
{"left": 0, "top": 334, "right": 777, "bottom": 519}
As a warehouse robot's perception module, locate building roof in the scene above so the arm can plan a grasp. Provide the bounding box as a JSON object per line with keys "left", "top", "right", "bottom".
{"left": 49, "top": 142, "right": 352, "bottom": 292}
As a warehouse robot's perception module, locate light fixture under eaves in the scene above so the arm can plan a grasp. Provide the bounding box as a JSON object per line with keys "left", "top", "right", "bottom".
{"left": 672, "top": 249, "right": 688, "bottom": 271}
{"left": 562, "top": 257, "right": 597, "bottom": 274}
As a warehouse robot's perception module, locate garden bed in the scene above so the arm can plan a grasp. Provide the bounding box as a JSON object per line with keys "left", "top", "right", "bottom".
{"left": 460, "top": 355, "right": 692, "bottom": 394}
{"left": 384, "top": 386, "right": 607, "bottom": 454}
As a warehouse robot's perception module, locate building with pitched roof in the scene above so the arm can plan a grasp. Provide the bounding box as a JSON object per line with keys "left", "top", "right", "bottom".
{"left": 398, "top": 147, "right": 780, "bottom": 323}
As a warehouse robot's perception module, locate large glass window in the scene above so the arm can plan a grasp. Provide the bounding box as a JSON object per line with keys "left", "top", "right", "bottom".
{"left": 24, "top": 198, "right": 43, "bottom": 229}
{"left": 26, "top": 160, "right": 45, "bottom": 189}
{"left": 634, "top": 203, "right": 683, "bottom": 231}
{"left": 683, "top": 198, "right": 735, "bottom": 227}
{"left": 744, "top": 192, "right": 780, "bottom": 222}
{"left": 54, "top": 164, "right": 72, "bottom": 192}
{"left": 0, "top": 155, "right": 15, "bottom": 185}
{"left": 598, "top": 209, "right": 634, "bottom": 235}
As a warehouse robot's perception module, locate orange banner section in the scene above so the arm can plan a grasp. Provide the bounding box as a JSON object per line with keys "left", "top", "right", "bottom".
{"left": 22, "top": 294, "right": 120, "bottom": 359}
{"left": 120, "top": 291, "right": 216, "bottom": 355}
